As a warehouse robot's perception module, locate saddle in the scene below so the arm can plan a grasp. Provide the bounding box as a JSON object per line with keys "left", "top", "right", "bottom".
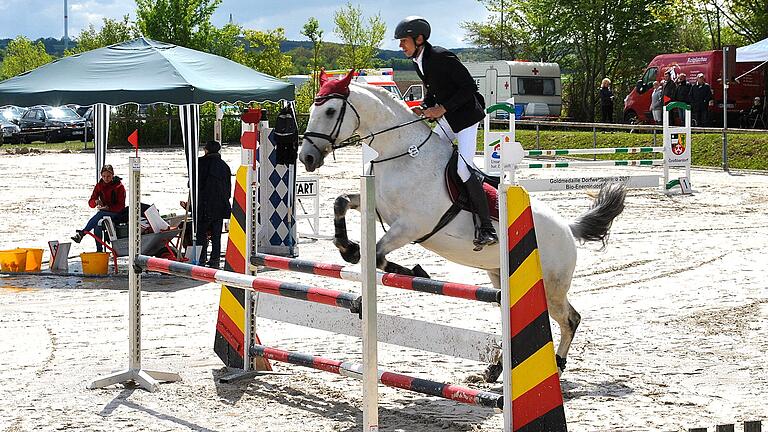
{"left": 415, "top": 149, "right": 500, "bottom": 243}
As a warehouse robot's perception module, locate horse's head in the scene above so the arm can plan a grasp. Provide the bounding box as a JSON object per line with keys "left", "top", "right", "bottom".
{"left": 299, "top": 70, "right": 360, "bottom": 172}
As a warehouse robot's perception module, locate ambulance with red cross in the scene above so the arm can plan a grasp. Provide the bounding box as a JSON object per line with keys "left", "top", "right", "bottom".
{"left": 324, "top": 68, "right": 424, "bottom": 108}
{"left": 465, "top": 60, "right": 562, "bottom": 118}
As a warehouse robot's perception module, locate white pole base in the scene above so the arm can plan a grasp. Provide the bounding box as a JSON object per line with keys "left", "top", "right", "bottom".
{"left": 89, "top": 368, "right": 181, "bottom": 393}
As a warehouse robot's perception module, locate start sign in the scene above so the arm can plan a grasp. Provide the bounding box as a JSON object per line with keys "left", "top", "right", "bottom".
{"left": 296, "top": 178, "right": 318, "bottom": 197}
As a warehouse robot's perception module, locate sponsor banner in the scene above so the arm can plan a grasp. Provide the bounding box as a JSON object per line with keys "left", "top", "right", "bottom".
{"left": 519, "top": 175, "right": 659, "bottom": 192}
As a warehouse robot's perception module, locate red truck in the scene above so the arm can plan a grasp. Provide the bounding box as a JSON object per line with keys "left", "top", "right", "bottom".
{"left": 623, "top": 50, "right": 764, "bottom": 125}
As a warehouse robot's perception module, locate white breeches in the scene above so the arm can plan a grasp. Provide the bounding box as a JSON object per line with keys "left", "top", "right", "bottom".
{"left": 435, "top": 117, "right": 479, "bottom": 182}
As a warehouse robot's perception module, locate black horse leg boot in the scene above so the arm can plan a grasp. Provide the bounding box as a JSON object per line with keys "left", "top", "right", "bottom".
{"left": 465, "top": 173, "right": 498, "bottom": 250}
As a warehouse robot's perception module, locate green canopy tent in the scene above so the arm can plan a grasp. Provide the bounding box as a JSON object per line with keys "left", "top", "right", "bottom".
{"left": 0, "top": 37, "right": 294, "bottom": 255}
{"left": 0, "top": 37, "right": 293, "bottom": 106}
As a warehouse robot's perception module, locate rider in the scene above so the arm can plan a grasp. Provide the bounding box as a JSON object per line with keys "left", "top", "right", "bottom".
{"left": 395, "top": 16, "right": 498, "bottom": 249}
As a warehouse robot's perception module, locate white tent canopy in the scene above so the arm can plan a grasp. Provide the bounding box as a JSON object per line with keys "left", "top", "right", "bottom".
{"left": 737, "top": 37, "right": 768, "bottom": 62}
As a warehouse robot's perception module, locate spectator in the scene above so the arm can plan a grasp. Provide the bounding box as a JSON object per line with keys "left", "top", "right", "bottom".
{"left": 599, "top": 78, "right": 614, "bottom": 123}
{"left": 182, "top": 140, "right": 232, "bottom": 269}
{"left": 674, "top": 73, "right": 691, "bottom": 124}
{"left": 650, "top": 81, "right": 663, "bottom": 124}
{"left": 71, "top": 164, "right": 126, "bottom": 252}
{"left": 662, "top": 70, "right": 678, "bottom": 123}
{"left": 739, "top": 97, "right": 763, "bottom": 129}
{"left": 689, "top": 73, "right": 712, "bottom": 127}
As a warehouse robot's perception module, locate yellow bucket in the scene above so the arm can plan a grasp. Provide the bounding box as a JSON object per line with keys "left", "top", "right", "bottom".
{"left": 24, "top": 248, "right": 44, "bottom": 272}
{"left": 0, "top": 249, "right": 28, "bottom": 272}
{"left": 80, "top": 252, "right": 111, "bottom": 275}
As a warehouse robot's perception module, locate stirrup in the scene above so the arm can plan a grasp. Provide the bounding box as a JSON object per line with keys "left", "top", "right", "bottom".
{"left": 473, "top": 227, "right": 498, "bottom": 251}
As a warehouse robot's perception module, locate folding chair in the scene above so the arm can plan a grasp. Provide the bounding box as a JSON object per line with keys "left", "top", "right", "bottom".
{"left": 751, "top": 105, "right": 767, "bottom": 129}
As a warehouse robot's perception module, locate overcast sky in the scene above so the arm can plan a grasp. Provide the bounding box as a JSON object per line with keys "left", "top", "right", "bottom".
{"left": 0, "top": 0, "right": 492, "bottom": 50}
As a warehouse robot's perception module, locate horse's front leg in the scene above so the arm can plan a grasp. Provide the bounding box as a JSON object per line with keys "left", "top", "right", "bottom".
{"left": 333, "top": 193, "right": 362, "bottom": 263}
{"left": 375, "top": 222, "right": 429, "bottom": 278}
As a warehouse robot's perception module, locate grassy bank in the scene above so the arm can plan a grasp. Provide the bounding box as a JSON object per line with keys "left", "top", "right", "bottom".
{"left": 7, "top": 131, "right": 768, "bottom": 171}
{"left": 480, "top": 129, "right": 768, "bottom": 171}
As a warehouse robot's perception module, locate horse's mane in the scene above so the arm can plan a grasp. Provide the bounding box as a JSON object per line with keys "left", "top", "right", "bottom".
{"left": 350, "top": 82, "right": 432, "bottom": 134}
{"left": 350, "top": 82, "right": 416, "bottom": 116}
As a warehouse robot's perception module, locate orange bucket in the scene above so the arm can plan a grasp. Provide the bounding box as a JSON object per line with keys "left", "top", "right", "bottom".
{"left": 24, "top": 248, "right": 44, "bottom": 272}
{"left": 80, "top": 252, "right": 110, "bottom": 275}
{"left": 0, "top": 249, "right": 28, "bottom": 272}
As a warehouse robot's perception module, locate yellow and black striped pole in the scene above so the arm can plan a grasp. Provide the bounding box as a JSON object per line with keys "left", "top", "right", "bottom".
{"left": 214, "top": 119, "right": 270, "bottom": 374}
{"left": 499, "top": 185, "right": 567, "bottom": 432}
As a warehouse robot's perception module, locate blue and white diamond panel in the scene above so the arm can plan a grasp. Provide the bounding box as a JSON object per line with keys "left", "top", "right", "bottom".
{"left": 257, "top": 126, "right": 298, "bottom": 257}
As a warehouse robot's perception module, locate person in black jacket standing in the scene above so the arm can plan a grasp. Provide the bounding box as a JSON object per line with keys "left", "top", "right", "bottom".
{"left": 395, "top": 16, "right": 497, "bottom": 249}
{"left": 599, "top": 78, "right": 614, "bottom": 123}
{"left": 194, "top": 140, "right": 232, "bottom": 268}
{"left": 674, "top": 73, "right": 692, "bottom": 124}
{"left": 689, "top": 73, "right": 712, "bottom": 126}
{"left": 662, "top": 69, "right": 678, "bottom": 124}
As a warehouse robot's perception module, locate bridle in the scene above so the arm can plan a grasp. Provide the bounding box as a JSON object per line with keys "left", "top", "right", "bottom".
{"left": 302, "top": 92, "right": 430, "bottom": 163}
{"left": 302, "top": 93, "right": 361, "bottom": 159}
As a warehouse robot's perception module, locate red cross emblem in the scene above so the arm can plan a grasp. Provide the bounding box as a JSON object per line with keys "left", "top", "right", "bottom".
{"left": 504, "top": 81, "right": 509, "bottom": 89}
{"left": 532, "top": 68, "right": 539, "bottom": 75}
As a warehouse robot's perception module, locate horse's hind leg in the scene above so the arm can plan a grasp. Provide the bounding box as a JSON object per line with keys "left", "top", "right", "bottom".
{"left": 478, "top": 269, "right": 504, "bottom": 383}
{"left": 548, "top": 296, "right": 581, "bottom": 373}
{"left": 333, "top": 193, "right": 361, "bottom": 264}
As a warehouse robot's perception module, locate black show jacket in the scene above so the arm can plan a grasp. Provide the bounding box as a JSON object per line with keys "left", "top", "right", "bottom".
{"left": 415, "top": 42, "right": 485, "bottom": 133}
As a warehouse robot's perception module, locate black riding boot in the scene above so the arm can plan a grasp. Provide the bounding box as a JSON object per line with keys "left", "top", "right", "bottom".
{"left": 465, "top": 173, "right": 498, "bottom": 250}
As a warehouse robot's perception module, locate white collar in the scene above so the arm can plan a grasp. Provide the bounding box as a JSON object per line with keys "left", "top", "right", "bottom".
{"left": 413, "top": 46, "right": 425, "bottom": 74}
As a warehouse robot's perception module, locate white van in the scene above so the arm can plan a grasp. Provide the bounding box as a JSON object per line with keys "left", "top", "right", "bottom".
{"left": 465, "top": 61, "right": 562, "bottom": 117}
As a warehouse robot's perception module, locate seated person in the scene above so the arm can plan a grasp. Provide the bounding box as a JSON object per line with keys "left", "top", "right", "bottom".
{"left": 740, "top": 97, "right": 763, "bottom": 128}
{"left": 71, "top": 164, "right": 126, "bottom": 251}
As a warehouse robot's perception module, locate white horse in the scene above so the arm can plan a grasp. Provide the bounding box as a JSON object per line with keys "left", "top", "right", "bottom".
{"left": 299, "top": 72, "right": 626, "bottom": 379}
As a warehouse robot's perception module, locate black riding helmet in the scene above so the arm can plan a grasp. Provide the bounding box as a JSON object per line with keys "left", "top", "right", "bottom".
{"left": 394, "top": 16, "right": 431, "bottom": 41}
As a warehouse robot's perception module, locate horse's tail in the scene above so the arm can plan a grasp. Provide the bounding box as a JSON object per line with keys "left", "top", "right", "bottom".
{"left": 569, "top": 182, "right": 627, "bottom": 245}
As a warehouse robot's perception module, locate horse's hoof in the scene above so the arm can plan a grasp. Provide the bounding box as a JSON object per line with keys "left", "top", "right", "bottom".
{"left": 464, "top": 373, "right": 486, "bottom": 384}
{"left": 556, "top": 354, "right": 567, "bottom": 373}
{"left": 411, "top": 264, "right": 430, "bottom": 279}
{"left": 340, "top": 242, "right": 360, "bottom": 264}
{"left": 482, "top": 362, "right": 503, "bottom": 383}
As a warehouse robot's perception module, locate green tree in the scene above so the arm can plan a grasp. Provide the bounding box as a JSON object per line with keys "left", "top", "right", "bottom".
{"left": 463, "top": 0, "right": 570, "bottom": 63}
{"left": 333, "top": 3, "right": 386, "bottom": 70}
{"left": 194, "top": 22, "right": 244, "bottom": 60}
{"left": 0, "top": 36, "right": 53, "bottom": 80}
{"left": 135, "top": 0, "right": 221, "bottom": 49}
{"left": 718, "top": 0, "right": 768, "bottom": 43}
{"left": 238, "top": 28, "right": 293, "bottom": 78}
{"left": 301, "top": 17, "right": 324, "bottom": 96}
{"left": 67, "top": 15, "right": 139, "bottom": 54}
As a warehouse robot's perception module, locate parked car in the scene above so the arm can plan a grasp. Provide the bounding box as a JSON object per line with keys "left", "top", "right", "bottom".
{"left": 66, "top": 104, "right": 92, "bottom": 118}
{"left": 77, "top": 106, "right": 94, "bottom": 140}
{"left": 17, "top": 106, "right": 87, "bottom": 143}
{"left": 1, "top": 118, "right": 21, "bottom": 144}
{"left": 1, "top": 105, "right": 28, "bottom": 124}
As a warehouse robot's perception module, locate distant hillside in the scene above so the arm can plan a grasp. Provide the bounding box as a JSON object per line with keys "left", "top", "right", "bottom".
{"left": 280, "top": 40, "right": 495, "bottom": 63}
{"left": 0, "top": 36, "right": 496, "bottom": 67}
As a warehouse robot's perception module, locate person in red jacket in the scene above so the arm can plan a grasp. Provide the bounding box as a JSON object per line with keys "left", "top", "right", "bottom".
{"left": 71, "top": 164, "right": 126, "bottom": 251}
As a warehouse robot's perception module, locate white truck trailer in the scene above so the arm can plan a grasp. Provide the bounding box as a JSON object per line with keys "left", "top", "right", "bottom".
{"left": 465, "top": 60, "right": 562, "bottom": 118}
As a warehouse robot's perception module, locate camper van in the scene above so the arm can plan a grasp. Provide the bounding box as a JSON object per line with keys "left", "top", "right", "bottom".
{"left": 465, "top": 61, "right": 562, "bottom": 117}
{"left": 623, "top": 50, "right": 765, "bottom": 125}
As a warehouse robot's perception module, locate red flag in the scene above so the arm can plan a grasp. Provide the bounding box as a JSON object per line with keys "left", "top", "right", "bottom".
{"left": 128, "top": 129, "right": 139, "bottom": 149}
